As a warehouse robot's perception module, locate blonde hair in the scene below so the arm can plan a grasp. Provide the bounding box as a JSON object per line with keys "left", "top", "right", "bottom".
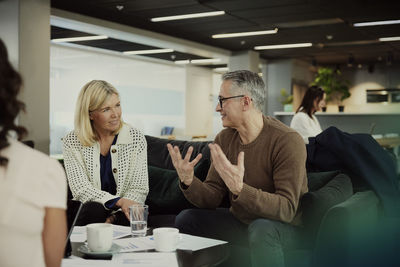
{"left": 74, "top": 80, "right": 123, "bottom": 146}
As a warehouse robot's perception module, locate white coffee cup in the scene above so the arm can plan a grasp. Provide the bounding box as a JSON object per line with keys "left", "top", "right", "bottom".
{"left": 153, "top": 227, "right": 180, "bottom": 252}
{"left": 86, "top": 223, "right": 113, "bottom": 252}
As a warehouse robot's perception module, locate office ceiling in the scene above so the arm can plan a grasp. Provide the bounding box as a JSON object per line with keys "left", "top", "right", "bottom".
{"left": 51, "top": 0, "right": 400, "bottom": 66}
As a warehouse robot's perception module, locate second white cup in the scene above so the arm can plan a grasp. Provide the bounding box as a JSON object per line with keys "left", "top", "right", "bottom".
{"left": 153, "top": 227, "right": 180, "bottom": 252}
{"left": 86, "top": 223, "right": 113, "bottom": 252}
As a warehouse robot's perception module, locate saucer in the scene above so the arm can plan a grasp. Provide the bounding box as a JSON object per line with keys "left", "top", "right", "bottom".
{"left": 78, "top": 243, "right": 121, "bottom": 258}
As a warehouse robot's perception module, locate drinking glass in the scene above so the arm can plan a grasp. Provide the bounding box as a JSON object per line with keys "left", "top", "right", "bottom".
{"left": 129, "top": 204, "right": 148, "bottom": 237}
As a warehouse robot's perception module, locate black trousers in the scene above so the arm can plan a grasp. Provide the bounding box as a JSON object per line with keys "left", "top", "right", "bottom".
{"left": 175, "top": 208, "right": 303, "bottom": 267}
{"left": 75, "top": 201, "right": 129, "bottom": 226}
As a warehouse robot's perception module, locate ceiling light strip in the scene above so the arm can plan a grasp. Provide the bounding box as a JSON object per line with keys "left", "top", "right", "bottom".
{"left": 191, "top": 58, "right": 221, "bottom": 64}
{"left": 174, "top": 60, "right": 190, "bottom": 64}
{"left": 353, "top": 19, "right": 400, "bottom": 27}
{"left": 254, "top": 43, "right": 312, "bottom": 50}
{"left": 151, "top": 11, "right": 225, "bottom": 22}
{"left": 212, "top": 29, "right": 278, "bottom": 39}
{"left": 123, "top": 48, "right": 174, "bottom": 55}
{"left": 379, "top": 36, "right": 400, "bottom": 42}
{"left": 214, "top": 67, "right": 229, "bottom": 72}
{"left": 51, "top": 35, "right": 109, "bottom": 43}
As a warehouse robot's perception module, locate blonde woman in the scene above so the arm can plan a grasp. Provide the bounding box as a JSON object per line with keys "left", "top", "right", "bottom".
{"left": 63, "top": 80, "right": 149, "bottom": 226}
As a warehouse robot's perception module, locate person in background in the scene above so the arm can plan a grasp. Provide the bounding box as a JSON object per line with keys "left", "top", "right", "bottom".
{"left": 168, "top": 70, "right": 307, "bottom": 267}
{"left": 290, "top": 86, "right": 325, "bottom": 143}
{"left": 62, "top": 80, "right": 149, "bottom": 226}
{"left": 0, "top": 38, "right": 67, "bottom": 267}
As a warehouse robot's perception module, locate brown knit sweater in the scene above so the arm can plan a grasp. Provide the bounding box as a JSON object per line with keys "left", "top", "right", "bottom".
{"left": 181, "top": 116, "right": 308, "bottom": 225}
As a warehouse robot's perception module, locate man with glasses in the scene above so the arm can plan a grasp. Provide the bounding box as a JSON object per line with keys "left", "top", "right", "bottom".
{"left": 168, "top": 70, "right": 307, "bottom": 267}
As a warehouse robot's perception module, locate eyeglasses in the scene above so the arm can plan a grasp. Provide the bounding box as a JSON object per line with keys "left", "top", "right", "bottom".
{"left": 218, "top": 95, "right": 245, "bottom": 108}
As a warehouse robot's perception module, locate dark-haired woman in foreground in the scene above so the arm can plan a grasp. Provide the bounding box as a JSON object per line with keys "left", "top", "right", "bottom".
{"left": 0, "top": 39, "right": 67, "bottom": 267}
{"left": 290, "top": 86, "right": 325, "bottom": 143}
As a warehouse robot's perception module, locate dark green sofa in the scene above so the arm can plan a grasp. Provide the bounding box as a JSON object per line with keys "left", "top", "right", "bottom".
{"left": 144, "top": 135, "right": 396, "bottom": 267}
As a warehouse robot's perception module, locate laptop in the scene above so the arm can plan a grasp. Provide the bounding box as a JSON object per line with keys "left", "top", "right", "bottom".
{"left": 64, "top": 200, "right": 83, "bottom": 258}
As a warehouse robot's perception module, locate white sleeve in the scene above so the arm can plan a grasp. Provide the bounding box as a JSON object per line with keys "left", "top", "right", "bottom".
{"left": 123, "top": 132, "right": 149, "bottom": 204}
{"left": 62, "top": 137, "right": 115, "bottom": 204}
{"left": 41, "top": 159, "right": 67, "bottom": 209}
{"left": 290, "top": 113, "right": 313, "bottom": 143}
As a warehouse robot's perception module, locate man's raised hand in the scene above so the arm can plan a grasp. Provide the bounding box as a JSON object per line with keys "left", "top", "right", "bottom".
{"left": 208, "top": 143, "right": 244, "bottom": 195}
{"left": 167, "top": 144, "right": 203, "bottom": 186}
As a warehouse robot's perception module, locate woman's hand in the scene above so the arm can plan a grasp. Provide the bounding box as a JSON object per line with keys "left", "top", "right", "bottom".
{"left": 116, "top": 198, "right": 139, "bottom": 220}
{"left": 105, "top": 214, "right": 116, "bottom": 224}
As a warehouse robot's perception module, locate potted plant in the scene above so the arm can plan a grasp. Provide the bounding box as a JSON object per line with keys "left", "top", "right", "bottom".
{"left": 279, "top": 88, "right": 294, "bottom": 112}
{"left": 312, "top": 67, "right": 351, "bottom": 112}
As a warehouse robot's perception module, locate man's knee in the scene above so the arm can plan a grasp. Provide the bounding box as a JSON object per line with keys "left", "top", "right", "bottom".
{"left": 174, "top": 209, "right": 198, "bottom": 231}
{"left": 248, "top": 219, "right": 281, "bottom": 246}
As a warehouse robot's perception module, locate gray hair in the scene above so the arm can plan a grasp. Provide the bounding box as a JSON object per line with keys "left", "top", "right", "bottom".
{"left": 222, "top": 70, "right": 265, "bottom": 112}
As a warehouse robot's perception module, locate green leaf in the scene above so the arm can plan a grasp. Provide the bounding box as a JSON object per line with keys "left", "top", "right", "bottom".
{"left": 311, "top": 67, "right": 350, "bottom": 104}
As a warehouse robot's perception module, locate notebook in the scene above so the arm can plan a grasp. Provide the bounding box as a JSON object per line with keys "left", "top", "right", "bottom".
{"left": 64, "top": 200, "right": 83, "bottom": 258}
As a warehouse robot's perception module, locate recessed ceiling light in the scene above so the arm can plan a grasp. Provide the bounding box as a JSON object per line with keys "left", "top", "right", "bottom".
{"left": 123, "top": 48, "right": 174, "bottom": 55}
{"left": 151, "top": 11, "right": 225, "bottom": 22}
{"left": 254, "top": 43, "right": 312, "bottom": 50}
{"left": 353, "top": 19, "right": 400, "bottom": 27}
{"left": 212, "top": 29, "right": 278, "bottom": 39}
{"left": 191, "top": 58, "right": 221, "bottom": 64}
{"left": 379, "top": 36, "right": 400, "bottom": 42}
{"left": 51, "top": 35, "right": 108, "bottom": 43}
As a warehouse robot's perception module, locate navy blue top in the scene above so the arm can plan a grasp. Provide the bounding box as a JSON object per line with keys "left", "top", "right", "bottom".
{"left": 100, "top": 135, "right": 120, "bottom": 209}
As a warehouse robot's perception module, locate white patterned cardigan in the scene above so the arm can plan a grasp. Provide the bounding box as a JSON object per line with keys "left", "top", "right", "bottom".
{"left": 62, "top": 123, "right": 149, "bottom": 206}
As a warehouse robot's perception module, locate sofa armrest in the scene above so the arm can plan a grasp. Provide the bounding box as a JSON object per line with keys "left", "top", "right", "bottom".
{"left": 312, "top": 190, "right": 380, "bottom": 267}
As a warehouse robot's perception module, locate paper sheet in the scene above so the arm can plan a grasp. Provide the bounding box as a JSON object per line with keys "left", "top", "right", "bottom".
{"left": 62, "top": 254, "right": 177, "bottom": 267}
{"left": 112, "top": 225, "right": 132, "bottom": 239}
{"left": 178, "top": 233, "right": 227, "bottom": 251}
{"left": 70, "top": 225, "right": 132, "bottom": 242}
{"left": 113, "top": 236, "right": 155, "bottom": 252}
{"left": 112, "top": 252, "right": 178, "bottom": 267}
{"left": 62, "top": 256, "right": 111, "bottom": 267}
{"left": 113, "top": 233, "right": 227, "bottom": 252}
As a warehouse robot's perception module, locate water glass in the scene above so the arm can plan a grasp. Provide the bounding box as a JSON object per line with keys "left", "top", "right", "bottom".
{"left": 129, "top": 204, "right": 148, "bottom": 237}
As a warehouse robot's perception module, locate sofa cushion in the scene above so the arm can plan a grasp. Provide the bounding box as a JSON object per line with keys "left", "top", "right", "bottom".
{"left": 307, "top": 170, "right": 341, "bottom": 191}
{"left": 145, "top": 135, "right": 211, "bottom": 170}
{"left": 145, "top": 163, "right": 210, "bottom": 215}
{"left": 301, "top": 173, "right": 353, "bottom": 246}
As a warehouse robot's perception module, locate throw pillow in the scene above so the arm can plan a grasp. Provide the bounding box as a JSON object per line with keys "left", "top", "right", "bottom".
{"left": 307, "top": 170, "right": 340, "bottom": 191}
{"left": 146, "top": 165, "right": 207, "bottom": 215}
